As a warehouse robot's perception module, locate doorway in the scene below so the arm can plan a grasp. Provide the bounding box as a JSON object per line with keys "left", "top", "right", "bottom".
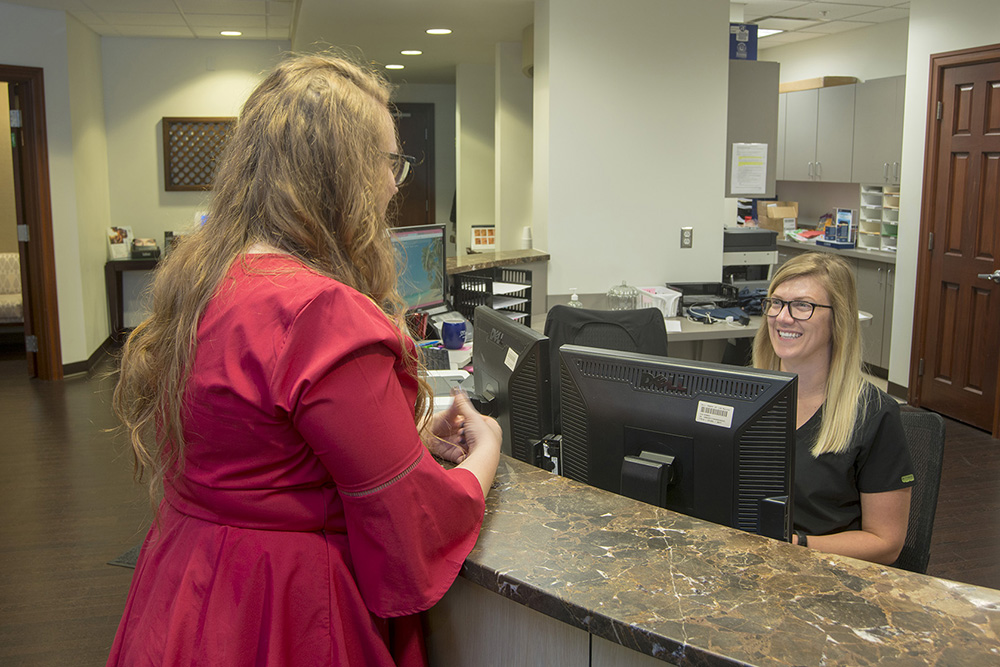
{"left": 1, "top": 65, "right": 61, "bottom": 380}
{"left": 910, "top": 43, "right": 1000, "bottom": 436}
{"left": 392, "top": 103, "right": 435, "bottom": 228}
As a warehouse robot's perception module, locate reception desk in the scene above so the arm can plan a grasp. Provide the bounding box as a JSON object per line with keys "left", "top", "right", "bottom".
{"left": 426, "top": 456, "right": 1000, "bottom": 666}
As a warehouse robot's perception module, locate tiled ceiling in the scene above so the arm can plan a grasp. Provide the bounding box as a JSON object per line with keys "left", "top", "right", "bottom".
{"left": 2, "top": 0, "right": 910, "bottom": 82}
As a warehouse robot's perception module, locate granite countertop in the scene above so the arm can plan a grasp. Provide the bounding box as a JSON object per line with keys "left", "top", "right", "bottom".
{"left": 446, "top": 248, "right": 550, "bottom": 275}
{"left": 778, "top": 239, "right": 897, "bottom": 265}
{"left": 462, "top": 456, "right": 1000, "bottom": 666}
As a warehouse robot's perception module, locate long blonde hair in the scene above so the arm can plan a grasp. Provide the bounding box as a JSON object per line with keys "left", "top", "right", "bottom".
{"left": 752, "top": 252, "right": 867, "bottom": 456}
{"left": 113, "top": 53, "right": 430, "bottom": 508}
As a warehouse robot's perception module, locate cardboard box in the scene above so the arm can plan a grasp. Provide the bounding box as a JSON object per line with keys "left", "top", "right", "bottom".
{"left": 757, "top": 201, "right": 798, "bottom": 240}
{"left": 778, "top": 76, "right": 858, "bottom": 94}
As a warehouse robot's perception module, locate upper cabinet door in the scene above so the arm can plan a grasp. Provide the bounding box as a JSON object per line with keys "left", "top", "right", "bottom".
{"left": 783, "top": 89, "right": 818, "bottom": 181}
{"left": 776, "top": 92, "right": 787, "bottom": 181}
{"left": 851, "top": 76, "right": 906, "bottom": 184}
{"left": 814, "top": 84, "right": 855, "bottom": 182}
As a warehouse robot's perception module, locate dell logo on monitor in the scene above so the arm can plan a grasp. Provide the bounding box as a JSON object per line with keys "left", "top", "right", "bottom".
{"left": 639, "top": 371, "right": 687, "bottom": 393}
{"left": 489, "top": 327, "right": 504, "bottom": 346}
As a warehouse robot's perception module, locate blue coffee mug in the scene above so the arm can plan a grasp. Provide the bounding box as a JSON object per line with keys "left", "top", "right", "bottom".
{"left": 441, "top": 320, "right": 467, "bottom": 350}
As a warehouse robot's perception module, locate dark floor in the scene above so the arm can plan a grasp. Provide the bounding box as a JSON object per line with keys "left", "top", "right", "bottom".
{"left": 0, "top": 348, "right": 998, "bottom": 665}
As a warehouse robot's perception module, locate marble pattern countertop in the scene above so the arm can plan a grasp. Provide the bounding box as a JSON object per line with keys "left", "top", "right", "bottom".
{"left": 461, "top": 456, "right": 1000, "bottom": 666}
{"left": 446, "top": 248, "right": 550, "bottom": 275}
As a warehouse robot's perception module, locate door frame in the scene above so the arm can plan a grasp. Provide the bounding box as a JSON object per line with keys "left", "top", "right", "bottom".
{"left": 909, "top": 43, "right": 1000, "bottom": 435}
{"left": 2, "top": 64, "right": 61, "bottom": 380}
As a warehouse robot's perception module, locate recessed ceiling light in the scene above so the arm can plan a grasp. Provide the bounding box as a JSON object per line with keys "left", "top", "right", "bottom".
{"left": 220, "top": 30, "right": 242, "bottom": 36}
{"left": 401, "top": 50, "right": 423, "bottom": 56}
{"left": 758, "top": 29, "right": 783, "bottom": 37}
{"left": 426, "top": 28, "right": 452, "bottom": 35}
{"left": 386, "top": 64, "right": 405, "bottom": 70}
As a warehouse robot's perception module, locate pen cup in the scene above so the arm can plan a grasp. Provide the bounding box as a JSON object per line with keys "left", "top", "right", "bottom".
{"left": 441, "top": 320, "right": 467, "bottom": 350}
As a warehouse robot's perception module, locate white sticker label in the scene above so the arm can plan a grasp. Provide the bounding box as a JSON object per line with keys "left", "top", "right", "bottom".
{"left": 504, "top": 347, "right": 519, "bottom": 371}
{"left": 696, "top": 400, "right": 734, "bottom": 428}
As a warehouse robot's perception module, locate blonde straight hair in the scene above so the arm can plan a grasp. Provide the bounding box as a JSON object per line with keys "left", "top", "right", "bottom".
{"left": 752, "top": 252, "right": 868, "bottom": 457}
{"left": 113, "top": 53, "right": 430, "bottom": 509}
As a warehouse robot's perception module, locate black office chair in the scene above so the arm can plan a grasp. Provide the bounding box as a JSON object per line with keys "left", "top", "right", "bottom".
{"left": 891, "top": 409, "right": 946, "bottom": 574}
{"left": 544, "top": 305, "right": 669, "bottom": 431}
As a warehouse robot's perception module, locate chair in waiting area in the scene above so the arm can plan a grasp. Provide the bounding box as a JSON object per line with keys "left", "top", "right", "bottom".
{"left": 892, "top": 409, "right": 946, "bottom": 574}
{"left": 544, "top": 305, "right": 669, "bottom": 431}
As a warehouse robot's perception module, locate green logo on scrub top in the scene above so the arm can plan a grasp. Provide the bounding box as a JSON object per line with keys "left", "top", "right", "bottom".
{"left": 901, "top": 474, "right": 914, "bottom": 483}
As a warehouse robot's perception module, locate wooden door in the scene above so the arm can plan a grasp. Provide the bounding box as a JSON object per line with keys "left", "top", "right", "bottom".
{"left": 911, "top": 45, "right": 1000, "bottom": 435}
{"left": 2, "top": 67, "right": 60, "bottom": 380}
{"left": 392, "top": 103, "right": 435, "bottom": 228}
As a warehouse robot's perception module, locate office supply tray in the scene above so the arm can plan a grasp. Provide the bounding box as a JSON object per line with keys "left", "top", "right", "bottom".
{"left": 452, "top": 267, "right": 532, "bottom": 327}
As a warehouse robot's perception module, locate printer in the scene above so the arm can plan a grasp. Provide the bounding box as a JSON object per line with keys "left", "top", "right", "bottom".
{"left": 722, "top": 227, "right": 778, "bottom": 290}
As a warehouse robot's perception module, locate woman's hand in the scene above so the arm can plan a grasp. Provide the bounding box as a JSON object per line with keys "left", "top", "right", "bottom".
{"left": 422, "top": 388, "right": 502, "bottom": 498}
{"left": 421, "top": 393, "right": 473, "bottom": 463}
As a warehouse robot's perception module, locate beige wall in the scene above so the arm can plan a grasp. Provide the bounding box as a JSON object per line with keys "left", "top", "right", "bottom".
{"left": 0, "top": 82, "right": 17, "bottom": 253}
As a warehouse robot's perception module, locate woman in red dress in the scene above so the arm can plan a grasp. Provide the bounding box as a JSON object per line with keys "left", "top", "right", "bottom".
{"left": 108, "top": 53, "right": 502, "bottom": 666}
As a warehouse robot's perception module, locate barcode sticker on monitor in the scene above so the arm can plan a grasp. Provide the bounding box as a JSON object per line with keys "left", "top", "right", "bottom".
{"left": 504, "top": 348, "right": 519, "bottom": 371}
{"left": 696, "top": 401, "right": 734, "bottom": 428}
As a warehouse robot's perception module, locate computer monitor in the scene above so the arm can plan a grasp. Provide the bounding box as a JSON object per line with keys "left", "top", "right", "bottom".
{"left": 390, "top": 224, "right": 447, "bottom": 311}
{"left": 557, "top": 345, "right": 797, "bottom": 540}
{"left": 472, "top": 305, "right": 552, "bottom": 462}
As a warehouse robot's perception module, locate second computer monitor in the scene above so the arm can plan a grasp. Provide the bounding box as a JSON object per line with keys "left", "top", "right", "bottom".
{"left": 472, "top": 305, "right": 552, "bottom": 461}
{"left": 558, "top": 344, "right": 797, "bottom": 540}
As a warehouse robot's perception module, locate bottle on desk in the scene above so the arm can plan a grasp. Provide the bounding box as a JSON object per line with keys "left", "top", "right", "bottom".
{"left": 567, "top": 288, "right": 584, "bottom": 308}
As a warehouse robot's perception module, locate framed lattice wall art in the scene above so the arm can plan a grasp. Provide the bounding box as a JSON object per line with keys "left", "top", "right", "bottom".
{"left": 162, "top": 117, "right": 235, "bottom": 191}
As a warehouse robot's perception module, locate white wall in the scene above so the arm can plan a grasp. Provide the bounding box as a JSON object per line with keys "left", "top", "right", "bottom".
{"left": 537, "top": 0, "right": 730, "bottom": 296}
{"left": 495, "top": 42, "right": 533, "bottom": 252}
{"left": 761, "top": 19, "right": 909, "bottom": 84}
{"left": 0, "top": 3, "right": 87, "bottom": 362}
{"left": 67, "top": 15, "right": 113, "bottom": 358}
{"left": 890, "top": 0, "right": 1000, "bottom": 388}
{"left": 101, "top": 38, "right": 289, "bottom": 243}
{"left": 455, "top": 63, "right": 496, "bottom": 255}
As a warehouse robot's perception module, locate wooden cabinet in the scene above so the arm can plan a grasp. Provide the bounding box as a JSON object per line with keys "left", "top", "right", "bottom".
{"left": 781, "top": 85, "right": 856, "bottom": 182}
{"left": 851, "top": 76, "right": 905, "bottom": 185}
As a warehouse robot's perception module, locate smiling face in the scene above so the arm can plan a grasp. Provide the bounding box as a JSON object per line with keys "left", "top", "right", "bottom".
{"left": 766, "top": 274, "right": 834, "bottom": 372}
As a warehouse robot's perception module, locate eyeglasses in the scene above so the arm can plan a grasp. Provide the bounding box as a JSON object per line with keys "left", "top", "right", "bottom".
{"left": 761, "top": 297, "right": 833, "bottom": 321}
{"left": 386, "top": 152, "right": 416, "bottom": 186}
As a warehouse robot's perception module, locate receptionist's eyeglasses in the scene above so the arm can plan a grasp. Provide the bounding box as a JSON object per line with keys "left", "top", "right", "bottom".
{"left": 761, "top": 297, "right": 833, "bottom": 321}
{"left": 386, "top": 152, "right": 417, "bottom": 186}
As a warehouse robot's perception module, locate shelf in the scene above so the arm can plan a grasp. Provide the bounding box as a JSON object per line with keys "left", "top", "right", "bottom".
{"left": 493, "top": 281, "right": 530, "bottom": 296}
{"left": 492, "top": 295, "right": 529, "bottom": 310}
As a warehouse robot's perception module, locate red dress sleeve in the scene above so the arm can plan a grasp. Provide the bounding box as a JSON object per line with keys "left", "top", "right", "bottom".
{"left": 270, "top": 286, "right": 485, "bottom": 617}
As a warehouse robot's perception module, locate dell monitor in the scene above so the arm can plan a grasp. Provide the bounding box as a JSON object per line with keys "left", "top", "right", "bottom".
{"left": 557, "top": 345, "right": 797, "bottom": 540}
{"left": 390, "top": 224, "right": 447, "bottom": 312}
{"left": 472, "top": 305, "right": 552, "bottom": 462}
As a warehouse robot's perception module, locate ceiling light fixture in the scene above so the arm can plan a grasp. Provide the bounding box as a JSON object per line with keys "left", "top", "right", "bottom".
{"left": 220, "top": 30, "right": 242, "bottom": 36}
{"left": 758, "top": 29, "right": 783, "bottom": 37}
{"left": 386, "top": 64, "right": 405, "bottom": 70}
{"left": 401, "top": 50, "right": 423, "bottom": 56}
{"left": 426, "top": 28, "right": 452, "bottom": 35}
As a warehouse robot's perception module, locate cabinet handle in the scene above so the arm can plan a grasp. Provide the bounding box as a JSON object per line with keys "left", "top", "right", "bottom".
{"left": 816, "top": 161, "right": 822, "bottom": 179}
{"left": 883, "top": 162, "right": 890, "bottom": 181}
{"left": 877, "top": 267, "right": 882, "bottom": 289}
{"left": 807, "top": 161, "right": 814, "bottom": 178}
{"left": 893, "top": 161, "right": 900, "bottom": 181}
